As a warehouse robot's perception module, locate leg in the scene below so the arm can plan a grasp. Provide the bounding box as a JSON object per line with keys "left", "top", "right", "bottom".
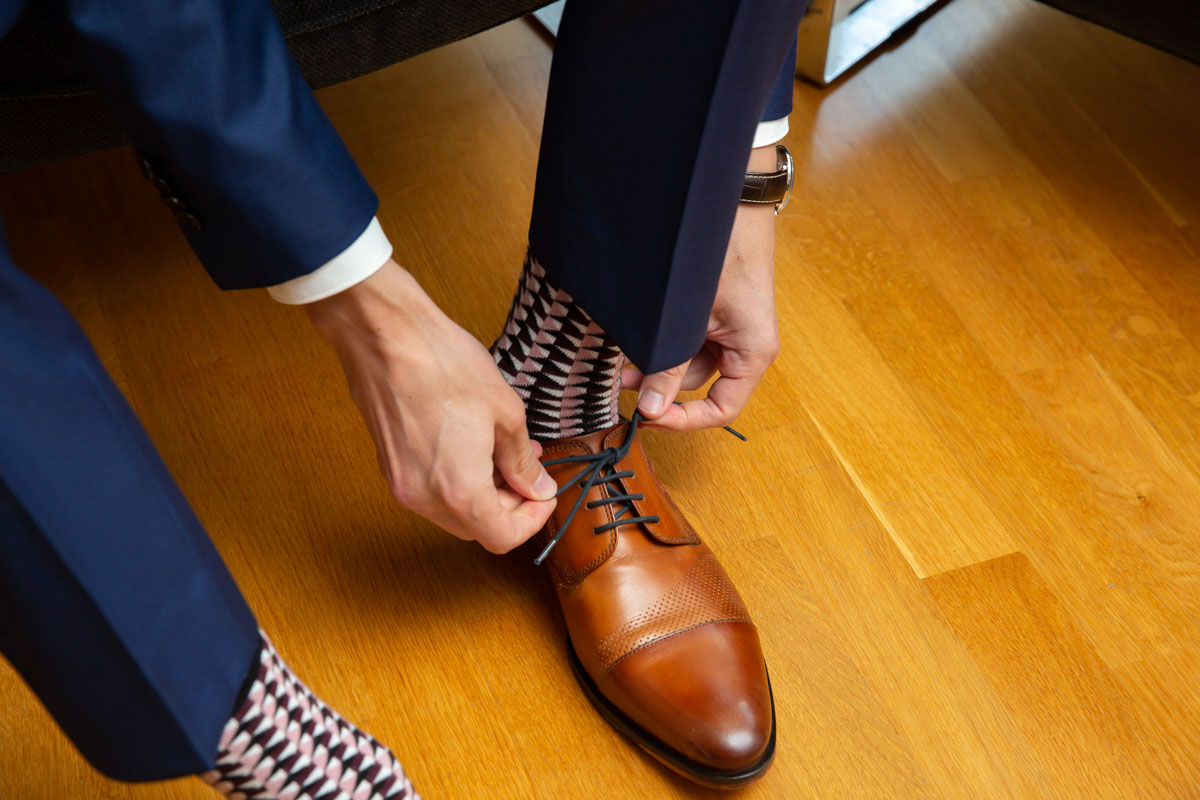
{"left": 530, "top": 0, "right": 807, "bottom": 374}
{"left": 0, "top": 219, "right": 417, "bottom": 798}
{"left": 493, "top": 2, "right": 804, "bottom": 442}
{"left": 0, "top": 218, "right": 259, "bottom": 781}
{"left": 491, "top": 5, "right": 806, "bottom": 786}
{"left": 491, "top": 255, "right": 625, "bottom": 440}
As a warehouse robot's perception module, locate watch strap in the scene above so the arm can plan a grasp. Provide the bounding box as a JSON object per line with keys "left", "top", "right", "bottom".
{"left": 741, "top": 144, "right": 792, "bottom": 208}
{"left": 740, "top": 169, "right": 790, "bottom": 205}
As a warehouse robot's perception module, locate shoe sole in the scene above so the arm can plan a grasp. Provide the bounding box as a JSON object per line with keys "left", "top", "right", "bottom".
{"left": 567, "top": 645, "right": 777, "bottom": 790}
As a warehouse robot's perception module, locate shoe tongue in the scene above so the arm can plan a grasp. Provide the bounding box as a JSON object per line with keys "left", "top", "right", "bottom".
{"left": 550, "top": 420, "right": 629, "bottom": 454}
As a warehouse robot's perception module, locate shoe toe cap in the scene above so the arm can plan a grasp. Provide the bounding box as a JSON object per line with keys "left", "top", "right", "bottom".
{"left": 603, "top": 619, "right": 774, "bottom": 773}
{"left": 693, "top": 714, "right": 773, "bottom": 770}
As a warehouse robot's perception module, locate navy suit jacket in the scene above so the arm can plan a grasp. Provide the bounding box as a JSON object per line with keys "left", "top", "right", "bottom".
{"left": 6, "top": 0, "right": 379, "bottom": 290}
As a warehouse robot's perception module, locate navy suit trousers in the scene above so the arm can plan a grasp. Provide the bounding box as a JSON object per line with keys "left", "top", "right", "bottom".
{"left": 0, "top": 0, "right": 805, "bottom": 782}
{"left": 0, "top": 220, "right": 260, "bottom": 781}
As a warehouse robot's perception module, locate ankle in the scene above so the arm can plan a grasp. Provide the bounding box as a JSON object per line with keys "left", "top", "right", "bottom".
{"left": 203, "top": 631, "right": 418, "bottom": 800}
{"left": 492, "top": 253, "right": 625, "bottom": 441}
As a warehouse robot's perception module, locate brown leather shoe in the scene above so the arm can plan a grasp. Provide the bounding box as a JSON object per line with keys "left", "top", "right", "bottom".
{"left": 534, "top": 416, "right": 774, "bottom": 789}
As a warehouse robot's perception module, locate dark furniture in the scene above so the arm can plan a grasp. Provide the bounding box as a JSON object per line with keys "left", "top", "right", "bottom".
{"left": 1033, "top": 0, "right": 1199, "bottom": 64}
{"left": 0, "top": 0, "right": 550, "bottom": 174}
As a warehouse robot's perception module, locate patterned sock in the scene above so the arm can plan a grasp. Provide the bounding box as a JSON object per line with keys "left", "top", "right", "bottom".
{"left": 203, "top": 631, "right": 419, "bottom": 800}
{"left": 491, "top": 254, "right": 625, "bottom": 441}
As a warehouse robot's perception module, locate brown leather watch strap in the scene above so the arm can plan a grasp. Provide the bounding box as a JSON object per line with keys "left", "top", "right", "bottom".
{"left": 740, "top": 170, "right": 789, "bottom": 205}
{"left": 741, "top": 143, "right": 792, "bottom": 210}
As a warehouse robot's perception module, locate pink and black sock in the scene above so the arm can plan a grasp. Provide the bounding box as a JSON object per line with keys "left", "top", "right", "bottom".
{"left": 491, "top": 254, "right": 624, "bottom": 441}
{"left": 203, "top": 631, "right": 419, "bottom": 800}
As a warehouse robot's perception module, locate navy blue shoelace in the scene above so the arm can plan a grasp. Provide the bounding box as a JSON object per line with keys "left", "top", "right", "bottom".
{"left": 534, "top": 406, "right": 745, "bottom": 565}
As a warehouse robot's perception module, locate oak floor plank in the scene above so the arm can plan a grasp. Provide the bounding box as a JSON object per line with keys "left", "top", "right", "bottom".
{"left": 771, "top": 234, "right": 1019, "bottom": 578}
{"left": 749, "top": 408, "right": 1050, "bottom": 798}
{"left": 1010, "top": 357, "right": 1200, "bottom": 623}
{"left": 789, "top": 58, "right": 1088, "bottom": 379}
{"left": 1103, "top": 226, "right": 1200, "bottom": 358}
{"left": 971, "top": 196, "right": 1200, "bottom": 490}
{"left": 908, "top": 1, "right": 1200, "bottom": 490}
{"left": 715, "top": 537, "right": 937, "bottom": 800}
{"left": 925, "top": 553, "right": 1175, "bottom": 800}
{"left": 928, "top": 0, "right": 1200, "bottom": 392}
{"left": 924, "top": 0, "right": 1189, "bottom": 238}
{"left": 786, "top": 183, "right": 1197, "bottom": 668}
{"left": 938, "top": 144, "right": 1200, "bottom": 493}
{"left": 1114, "top": 646, "right": 1200, "bottom": 794}
{"left": 792, "top": 0, "right": 1200, "bottom": 669}
{"left": 472, "top": 23, "right": 551, "bottom": 146}
{"left": 953, "top": 0, "right": 1200, "bottom": 226}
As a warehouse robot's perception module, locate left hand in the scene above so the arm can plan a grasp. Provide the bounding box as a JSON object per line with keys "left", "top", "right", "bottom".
{"left": 622, "top": 146, "right": 781, "bottom": 432}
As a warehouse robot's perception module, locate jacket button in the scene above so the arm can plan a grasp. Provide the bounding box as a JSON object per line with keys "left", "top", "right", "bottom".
{"left": 136, "top": 154, "right": 153, "bottom": 180}
{"left": 173, "top": 210, "right": 202, "bottom": 233}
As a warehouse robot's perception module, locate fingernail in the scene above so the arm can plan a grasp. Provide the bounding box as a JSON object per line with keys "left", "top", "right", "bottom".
{"left": 533, "top": 468, "right": 557, "bottom": 500}
{"left": 639, "top": 389, "right": 665, "bottom": 415}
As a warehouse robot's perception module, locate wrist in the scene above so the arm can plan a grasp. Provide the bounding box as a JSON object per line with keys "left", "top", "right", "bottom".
{"left": 304, "top": 259, "right": 437, "bottom": 340}
{"left": 747, "top": 144, "right": 777, "bottom": 172}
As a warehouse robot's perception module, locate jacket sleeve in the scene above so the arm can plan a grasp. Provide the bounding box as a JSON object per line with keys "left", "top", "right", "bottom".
{"left": 54, "top": 0, "right": 378, "bottom": 289}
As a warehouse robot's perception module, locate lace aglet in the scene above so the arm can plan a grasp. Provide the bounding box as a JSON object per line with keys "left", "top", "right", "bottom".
{"left": 533, "top": 534, "right": 562, "bottom": 566}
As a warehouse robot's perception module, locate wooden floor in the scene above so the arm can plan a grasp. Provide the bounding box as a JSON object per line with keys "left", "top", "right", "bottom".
{"left": 3, "top": 0, "right": 1200, "bottom": 797}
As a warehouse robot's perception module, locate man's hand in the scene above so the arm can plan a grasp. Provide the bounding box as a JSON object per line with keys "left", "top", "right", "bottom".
{"left": 305, "top": 260, "right": 557, "bottom": 553}
{"left": 623, "top": 145, "right": 782, "bottom": 432}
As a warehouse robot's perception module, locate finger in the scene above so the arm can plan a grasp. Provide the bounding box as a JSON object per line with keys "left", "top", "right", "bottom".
{"left": 495, "top": 482, "right": 524, "bottom": 512}
{"left": 643, "top": 368, "right": 763, "bottom": 433}
{"left": 635, "top": 359, "right": 691, "bottom": 420}
{"left": 679, "top": 347, "right": 719, "bottom": 392}
{"left": 494, "top": 413, "right": 557, "bottom": 502}
{"left": 469, "top": 491, "right": 556, "bottom": 554}
{"left": 508, "top": 497, "right": 557, "bottom": 543}
{"left": 494, "top": 439, "right": 545, "bottom": 489}
{"left": 436, "top": 435, "right": 551, "bottom": 552}
{"left": 452, "top": 481, "right": 517, "bottom": 553}
{"left": 627, "top": 350, "right": 717, "bottom": 394}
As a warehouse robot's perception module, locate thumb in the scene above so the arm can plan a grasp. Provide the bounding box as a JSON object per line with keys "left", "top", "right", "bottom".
{"left": 494, "top": 424, "right": 558, "bottom": 502}
{"left": 636, "top": 359, "right": 690, "bottom": 420}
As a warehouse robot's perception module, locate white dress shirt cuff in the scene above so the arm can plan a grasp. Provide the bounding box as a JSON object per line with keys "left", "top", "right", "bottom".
{"left": 753, "top": 116, "right": 789, "bottom": 148}
{"left": 267, "top": 216, "right": 393, "bottom": 304}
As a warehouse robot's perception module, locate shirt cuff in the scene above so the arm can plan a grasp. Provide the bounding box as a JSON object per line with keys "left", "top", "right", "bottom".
{"left": 267, "top": 216, "right": 393, "bottom": 304}
{"left": 753, "top": 116, "right": 789, "bottom": 148}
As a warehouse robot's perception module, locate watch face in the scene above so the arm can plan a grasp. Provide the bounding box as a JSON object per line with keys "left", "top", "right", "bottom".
{"left": 778, "top": 145, "right": 794, "bottom": 213}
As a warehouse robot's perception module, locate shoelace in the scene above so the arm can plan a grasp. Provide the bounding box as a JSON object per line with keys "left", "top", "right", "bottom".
{"left": 533, "top": 406, "right": 745, "bottom": 565}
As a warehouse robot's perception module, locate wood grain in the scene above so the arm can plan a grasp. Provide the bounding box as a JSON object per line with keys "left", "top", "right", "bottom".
{"left": 2, "top": 1, "right": 1199, "bottom": 797}
{"left": 924, "top": 553, "right": 1173, "bottom": 800}
{"left": 785, "top": 180, "right": 1197, "bottom": 668}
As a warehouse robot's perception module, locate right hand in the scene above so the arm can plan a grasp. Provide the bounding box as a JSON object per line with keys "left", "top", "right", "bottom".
{"left": 304, "top": 259, "right": 558, "bottom": 553}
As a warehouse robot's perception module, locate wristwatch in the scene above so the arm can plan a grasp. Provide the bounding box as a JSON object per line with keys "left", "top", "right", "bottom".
{"left": 740, "top": 143, "right": 794, "bottom": 214}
